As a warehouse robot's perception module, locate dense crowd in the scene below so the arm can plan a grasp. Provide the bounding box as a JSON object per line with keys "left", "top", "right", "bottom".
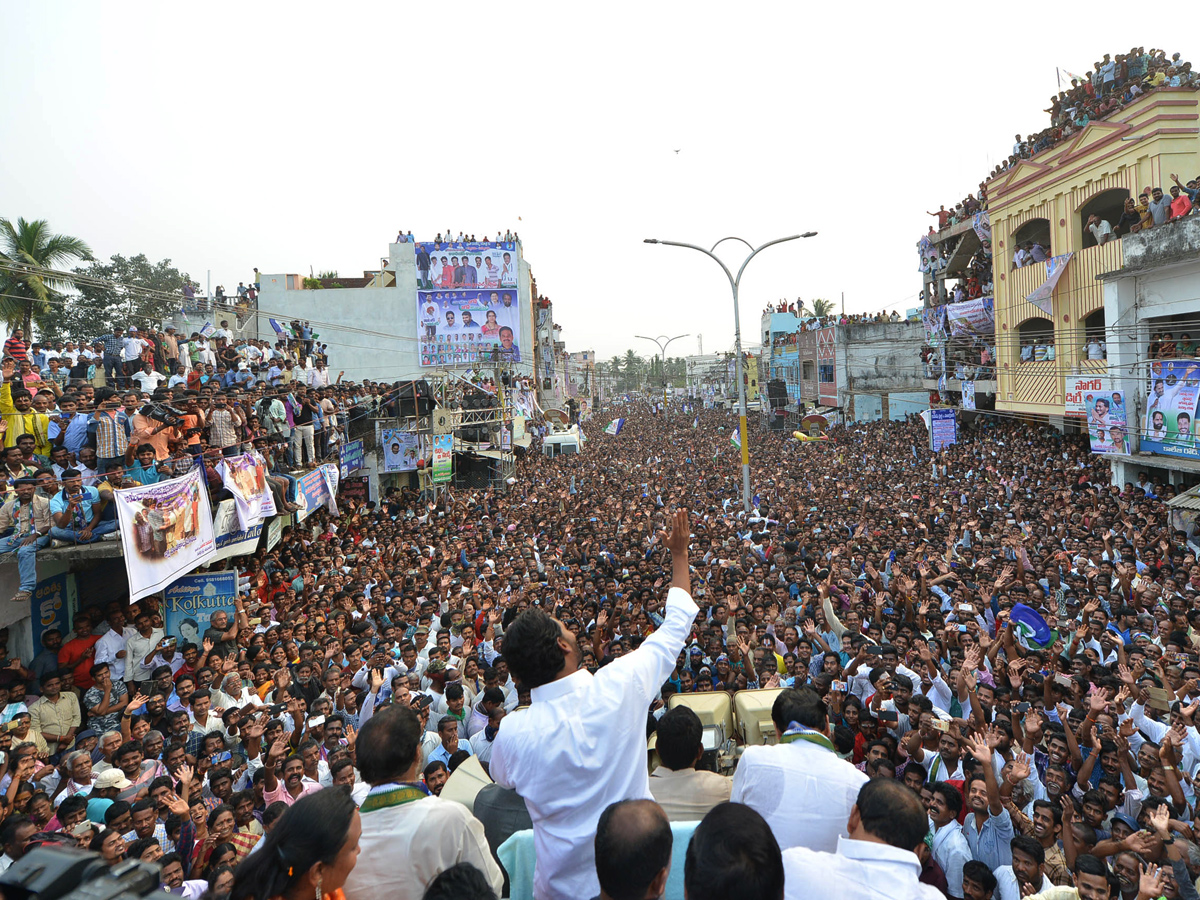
{"left": 0, "top": 379, "right": 1199, "bottom": 900}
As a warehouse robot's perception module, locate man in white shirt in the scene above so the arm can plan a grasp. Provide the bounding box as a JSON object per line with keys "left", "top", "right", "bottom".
{"left": 122, "top": 328, "right": 146, "bottom": 369}
{"left": 491, "top": 509, "right": 698, "bottom": 900}
{"left": 929, "top": 782, "right": 971, "bottom": 899}
{"left": 730, "top": 685, "right": 867, "bottom": 853}
{"left": 342, "top": 705, "right": 501, "bottom": 900}
{"left": 93, "top": 606, "right": 133, "bottom": 683}
{"left": 130, "top": 362, "right": 167, "bottom": 394}
{"left": 994, "top": 836, "right": 1050, "bottom": 900}
{"left": 1086, "top": 214, "right": 1113, "bottom": 246}
{"left": 782, "top": 777, "right": 944, "bottom": 900}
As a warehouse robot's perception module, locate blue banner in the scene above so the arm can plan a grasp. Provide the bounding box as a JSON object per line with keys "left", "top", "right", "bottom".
{"left": 1143, "top": 360, "right": 1200, "bottom": 460}
{"left": 296, "top": 464, "right": 340, "bottom": 523}
{"left": 164, "top": 571, "right": 238, "bottom": 646}
{"left": 339, "top": 439, "right": 364, "bottom": 478}
{"left": 31, "top": 573, "right": 73, "bottom": 653}
{"left": 929, "top": 408, "right": 958, "bottom": 452}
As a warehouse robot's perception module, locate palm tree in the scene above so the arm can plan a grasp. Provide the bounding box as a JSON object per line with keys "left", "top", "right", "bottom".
{"left": 0, "top": 218, "right": 92, "bottom": 337}
{"left": 622, "top": 349, "right": 644, "bottom": 389}
{"left": 811, "top": 298, "right": 835, "bottom": 317}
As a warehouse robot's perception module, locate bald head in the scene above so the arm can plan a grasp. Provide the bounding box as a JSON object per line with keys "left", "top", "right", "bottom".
{"left": 595, "top": 799, "right": 672, "bottom": 900}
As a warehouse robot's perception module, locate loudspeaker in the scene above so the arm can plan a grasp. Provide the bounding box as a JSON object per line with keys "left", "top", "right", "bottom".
{"left": 395, "top": 380, "right": 435, "bottom": 418}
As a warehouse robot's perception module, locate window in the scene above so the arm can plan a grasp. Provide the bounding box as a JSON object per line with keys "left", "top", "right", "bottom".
{"left": 1018, "top": 317, "right": 1054, "bottom": 363}
{"left": 1012, "top": 218, "right": 1052, "bottom": 259}
{"left": 818, "top": 363, "right": 835, "bottom": 383}
{"left": 1079, "top": 188, "right": 1129, "bottom": 249}
{"left": 802, "top": 361, "right": 815, "bottom": 380}
{"left": 1081, "top": 309, "right": 1106, "bottom": 360}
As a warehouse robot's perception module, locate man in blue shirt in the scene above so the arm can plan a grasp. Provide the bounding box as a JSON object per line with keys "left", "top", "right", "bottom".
{"left": 427, "top": 715, "right": 474, "bottom": 767}
{"left": 124, "top": 443, "right": 163, "bottom": 485}
{"left": 49, "top": 469, "right": 117, "bottom": 544}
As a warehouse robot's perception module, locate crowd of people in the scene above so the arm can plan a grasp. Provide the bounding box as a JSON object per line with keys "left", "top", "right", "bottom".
{"left": 397, "top": 230, "right": 522, "bottom": 246}
{"left": 0, "top": 390, "right": 1196, "bottom": 900}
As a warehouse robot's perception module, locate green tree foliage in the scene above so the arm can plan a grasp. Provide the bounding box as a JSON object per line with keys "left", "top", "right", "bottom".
{"left": 39, "top": 254, "right": 192, "bottom": 341}
{"left": 0, "top": 217, "right": 93, "bottom": 337}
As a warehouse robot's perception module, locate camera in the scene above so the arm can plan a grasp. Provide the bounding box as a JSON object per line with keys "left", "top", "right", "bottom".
{"left": 0, "top": 846, "right": 161, "bottom": 900}
{"left": 139, "top": 402, "right": 186, "bottom": 426}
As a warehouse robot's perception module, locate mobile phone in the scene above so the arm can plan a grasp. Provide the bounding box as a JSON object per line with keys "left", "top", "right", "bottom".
{"left": 307, "top": 715, "right": 326, "bottom": 729}
{"left": 930, "top": 718, "right": 950, "bottom": 733}
{"left": 831, "top": 680, "right": 848, "bottom": 693}
{"left": 883, "top": 608, "right": 895, "bottom": 616}
{"left": 211, "top": 751, "right": 231, "bottom": 764}
{"left": 866, "top": 646, "right": 883, "bottom": 657}
{"left": 268, "top": 703, "right": 286, "bottom": 716}
{"left": 1016, "top": 702, "right": 1031, "bottom": 714}
{"left": 6, "top": 721, "right": 19, "bottom": 732}
{"left": 958, "top": 624, "right": 968, "bottom": 633}
{"left": 248, "top": 618, "right": 262, "bottom": 626}
{"left": 878, "top": 710, "right": 899, "bottom": 725}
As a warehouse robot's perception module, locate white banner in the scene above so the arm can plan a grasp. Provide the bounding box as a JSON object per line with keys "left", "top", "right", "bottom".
{"left": 211, "top": 499, "right": 263, "bottom": 563}
{"left": 962, "top": 381, "right": 976, "bottom": 410}
{"left": 219, "top": 453, "right": 277, "bottom": 532}
{"left": 946, "top": 297, "right": 995, "bottom": 337}
{"left": 1065, "top": 375, "right": 1115, "bottom": 418}
{"left": 114, "top": 468, "right": 215, "bottom": 603}
{"left": 1025, "top": 252, "right": 1073, "bottom": 316}
{"left": 381, "top": 429, "right": 421, "bottom": 473}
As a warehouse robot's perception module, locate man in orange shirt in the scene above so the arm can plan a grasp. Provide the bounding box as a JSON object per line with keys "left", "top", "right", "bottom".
{"left": 58, "top": 610, "right": 102, "bottom": 691}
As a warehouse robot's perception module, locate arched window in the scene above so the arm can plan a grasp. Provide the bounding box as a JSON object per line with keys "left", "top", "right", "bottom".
{"left": 1080, "top": 188, "right": 1130, "bottom": 249}
{"left": 1081, "top": 309, "right": 1107, "bottom": 360}
{"left": 1018, "top": 317, "right": 1054, "bottom": 363}
{"left": 1012, "top": 218, "right": 1052, "bottom": 257}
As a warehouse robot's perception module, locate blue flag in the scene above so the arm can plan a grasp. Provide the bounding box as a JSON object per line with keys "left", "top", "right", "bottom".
{"left": 1010, "top": 603, "right": 1057, "bottom": 650}
{"left": 604, "top": 418, "right": 625, "bottom": 435}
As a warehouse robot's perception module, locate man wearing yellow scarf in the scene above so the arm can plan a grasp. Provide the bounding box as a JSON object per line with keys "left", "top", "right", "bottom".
{"left": 0, "top": 359, "right": 51, "bottom": 458}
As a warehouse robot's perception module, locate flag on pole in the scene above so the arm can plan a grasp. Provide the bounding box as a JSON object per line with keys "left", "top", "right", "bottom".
{"left": 1010, "top": 603, "right": 1058, "bottom": 650}
{"left": 604, "top": 418, "right": 625, "bottom": 435}
{"left": 269, "top": 318, "right": 288, "bottom": 339}
{"left": 730, "top": 431, "right": 741, "bottom": 451}
{"left": 693, "top": 417, "right": 699, "bottom": 429}
{"left": 199, "top": 322, "right": 216, "bottom": 338}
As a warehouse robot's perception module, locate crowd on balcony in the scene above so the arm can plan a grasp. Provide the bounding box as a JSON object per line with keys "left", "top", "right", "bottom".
{"left": 403, "top": 230, "right": 522, "bottom": 246}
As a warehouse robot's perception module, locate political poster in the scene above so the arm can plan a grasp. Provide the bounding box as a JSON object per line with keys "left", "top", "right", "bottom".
{"left": 339, "top": 439, "right": 364, "bottom": 478}
{"left": 339, "top": 474, "right": 370, "bottom": 507}
{"left": 31, "top": 573, "right": 74, "bottom": 653}
{"left": 917, "top": 235, "right": 940, "bottom": 274}
{"left": 417, "top": 289, "right": 522, "bottom": 367}
{"left": 946, "top": 297, "right": 995, "bottom": 337}
{"left": 1082, "top": 385, "right": 1129, "bottom": 455}
{"left": 1025, "top": 253, "right": 1073, "bottom": 316}
{"left": 414, "top": 240, "right": 520, "bottom": 291}
{"left": 114, "top": 468, "right": 215, "bottom": 602}
{"left": 1143, "top": 360, "right": 1200, "bottom": 459}
{"left": 295, "top": 463, "right": 340, "bottom": 522}
{"left": 211, "top": 499, "right": 265, "bottom": 563}
{"left": 381, "top": 429, "right": 421, "bottom": 473}
{"left": 972, "top": 211, "right": 992, "bottom": 246}
{"left": 1065, "top": 375, "right": 1115, "bottom": 418}
{"left": 219, "top": 452, "right": 276, "bottom": 532}
{"left": 922, "top": 307, "right": 948, "bottom": 346}
{"left": 163, "top": 571, "right": 238, "bottom": 646}
{"left": 266, "top": 516, "right": 283, "bottom": 551}
{"left": 962, "top": 381, "right": 976, "bottom": 410}
{"left": 432, "top": 434, "right": 453, "bottom": 484}
{"left": 928, "top": 408, "right": 958, "bottom": 452}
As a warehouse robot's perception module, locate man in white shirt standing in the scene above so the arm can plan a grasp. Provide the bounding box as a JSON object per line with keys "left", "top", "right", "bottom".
{"left": 730, "top": 685, "right": 867, "bottom": 853}
{"left": 928, "top": 782, "right": 971, "bottom": 899}
{"left": 1086, "top": 214, "right": 1114, "bottom": 246}
{"left": 491, "top": 509, "right": 698, "bottom": 900}
{"left": 782, "top": 778, "right": 944, "bottom": 900}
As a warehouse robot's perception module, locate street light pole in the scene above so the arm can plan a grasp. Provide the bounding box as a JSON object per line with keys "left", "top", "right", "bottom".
{"left": 644, "top": 232, "right": 817, "bottom": 513}
{"left": 634, "top": 333, "right": 689, "bottom": 420}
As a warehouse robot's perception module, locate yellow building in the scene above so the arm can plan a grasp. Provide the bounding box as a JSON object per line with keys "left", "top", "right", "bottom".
{"left": 989, "top": 87, "right": 1200, "bottom": 416}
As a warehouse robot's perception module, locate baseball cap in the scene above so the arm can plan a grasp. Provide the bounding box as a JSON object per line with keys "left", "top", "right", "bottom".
{"left": 94, "top": 769, "right": 132, "bottom": 791}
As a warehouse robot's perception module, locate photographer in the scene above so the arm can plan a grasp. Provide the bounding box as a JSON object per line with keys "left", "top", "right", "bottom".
{"left": 127, "top": 395, "right": 182, "bottom": 465}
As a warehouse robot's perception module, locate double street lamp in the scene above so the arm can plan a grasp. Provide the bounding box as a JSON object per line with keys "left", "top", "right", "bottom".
{"left": 634, "top": 333, "right": 689, "bottom": 419}
{"left": 643, "top": 232, "right": 817, "bottom": 513}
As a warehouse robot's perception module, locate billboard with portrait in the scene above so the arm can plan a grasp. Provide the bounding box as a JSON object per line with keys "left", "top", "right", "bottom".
{"left": 1083, "top": 386, "right": 1129, "bottom": 455}
{"left": 381, "top": 429, "right": 422, "bottom": 473}
{"left": 1144, "top": 360, "right": 1200, "bottom": 460}
{"left": 415, "top": 241, "right": 519, "bottom": 291}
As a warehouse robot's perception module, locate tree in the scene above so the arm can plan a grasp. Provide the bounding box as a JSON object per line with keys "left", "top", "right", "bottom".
{"left": 39, "top": 254, "right": 192, "bottom": 341}
{"left": 0, "top": 217, "right": 92, "bottom": 337}
{"left": 811, "top": 298, "right": 835, "bottom": 317}
{"left": 608, "top": 355, "right": 623, "bottom": 379}
{"left": 622, "top": 349, "right": 645, "bottom": 390}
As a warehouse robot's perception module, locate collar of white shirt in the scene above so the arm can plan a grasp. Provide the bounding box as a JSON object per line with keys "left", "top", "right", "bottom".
{"left": 530, "top": 667, "right": 591, "bottom": 702}
{"left": 835, "top": 835, "right": 923, "bottom": 874}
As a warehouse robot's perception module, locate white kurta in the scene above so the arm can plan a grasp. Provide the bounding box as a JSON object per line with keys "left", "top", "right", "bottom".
{"left": 490, "top": 586, "right": 699, "bottom": 900}
{"left": 783, "top": 837, "right": 946, "bottom": 900}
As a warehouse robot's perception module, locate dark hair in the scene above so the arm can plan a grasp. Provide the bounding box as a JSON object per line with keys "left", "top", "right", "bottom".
{"left": 1011, "top": 834, "right": 1045, "bottom": 866}
{"left": 126, "top": 837, "right": 160, "bottom": 860}
{"left": 656, "top": 706, "right": 703, "bottom": 771}
{"left": 104, "top": 801, "right": 131, "bottom": 826}
{"left": 684, "top": 803, "right": 783, "bottom": 900}
{"left": 230, "top": 788, "right": 357, "bottom": 900}
{"left": 595, "top": 799, "right": 673, "bottom": 900}
{"left": 855, "top": 778, "right": 928, "bottom": 852}
{"left": 929, "top": 782, "right": 963, "bottom": 818}
{"left": 963, "top": 860, "right": 997, "bottom": 893}
{"left": 770, "top": 687, "right": 827, "bottom": 733}
{"left": 501, "top": 608, "right": 566, "bottom": 689}
{"left": 57, "top": 794, "right": 88, "bottom": 821}
{"left": 444, "top": 682, "right": 464, "bottom": 702}
{"left": 356, "top": 705, "right": 422, "bottom": 784}
{"left": 421, "top": 863, "right": 499, "bottom": 900}
{"left": 1075, "top": 853, "right": 1108, "bottom": 879}
{"left": 262, "top": 801, "right": 289, "bottom": 829}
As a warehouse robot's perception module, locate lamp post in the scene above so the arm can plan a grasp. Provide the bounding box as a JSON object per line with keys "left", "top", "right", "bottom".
{"left": 644, "top": 233, "right": 817, "bottom": 513}
{"left": 634, "top": 333, "right": 689, "bottom": 420}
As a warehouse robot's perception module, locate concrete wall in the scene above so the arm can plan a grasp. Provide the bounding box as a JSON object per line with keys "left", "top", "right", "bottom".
{"left": 255, "top": 242, "right": 537, "bottom": 384}
{"left": 845, "top": 390, "right": 927, "bottom": 423}
{"left": 837, "top": 322, "right": 925, "bottom": 394}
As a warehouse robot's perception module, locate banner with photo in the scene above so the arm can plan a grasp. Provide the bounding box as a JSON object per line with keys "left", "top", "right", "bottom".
{"left": 414, "top": 241, "right": 520, "bottom": 291}
{"left": 972, "top": 211, "right": 992, "bottom": 246}
{"left": 164, "top": 571, "right": 238, "bottom": 646}
{"left": 1065, "top": 375, "right": 1115, "bottom": 418}
{"left": 432, "top": 434, "right": 453, "bottom": 484}
{"left": 1025, "top": 252, "right": 1073, "bottom": 316}
{"left": 962, "top": 381, "right": 976, "bottom": 410}
{"left": 295, "top": 463, "right": 340, "bottom": 522}
{"left": 212, "top": 498, "right": 266, "bottom": 563}
{"left": 1084, "top": 385, "right": 1130, "bottom": 455}
{"left": 114, "top": 468, "right": 215, "bottom": 602}
{"left": 381, "top": 429, "right": 422, "bottom": 473}
{"left": 917, "top": 235, "right": 940, "bottom": 274}
{"left": 219, "top": 452, "right": 277, "bottom": 532}
{"left": 1143, "top": 360, "right": 1200, "bottom": 460}
{"left": 417, "top": 288, "right": 522, "bottom": 367}
{"left": 946, "top": 297, "right": 994, "bottom": 337}
{"left": 922, "top": 306, "right": 948, "bottom": 346}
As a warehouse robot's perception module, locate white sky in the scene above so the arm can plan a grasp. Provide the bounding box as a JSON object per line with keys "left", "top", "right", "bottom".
{"left": 0, "top": 2, "right": 1161, "bottom": 360}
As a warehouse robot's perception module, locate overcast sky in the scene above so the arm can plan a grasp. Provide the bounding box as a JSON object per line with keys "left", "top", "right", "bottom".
{"left": 0, "top": 3, "right": 1152, "bottom": 360}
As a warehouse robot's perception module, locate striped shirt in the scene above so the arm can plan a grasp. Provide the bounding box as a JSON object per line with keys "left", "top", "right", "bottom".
{"left": 208, "top": 409, "right": 238, "bottom": 449}
{"left": 94, "top": 411, "right": 129, "bottom": 458}
{"left": 94, "top": 334, "right": 123, "bottom": 358}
